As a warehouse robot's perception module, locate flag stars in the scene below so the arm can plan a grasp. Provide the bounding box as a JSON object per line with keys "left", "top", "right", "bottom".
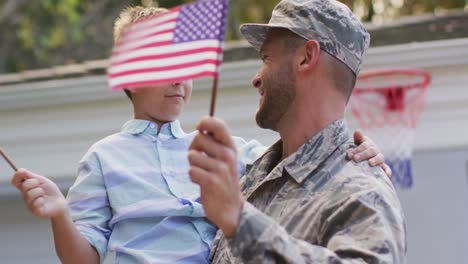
{"left": 173, "top": 0, "right": 227, "bottom": 43}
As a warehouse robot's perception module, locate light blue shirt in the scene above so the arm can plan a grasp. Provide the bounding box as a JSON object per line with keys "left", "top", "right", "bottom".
{"left": 67, "top": 119, "right": 264, "bottom": 263}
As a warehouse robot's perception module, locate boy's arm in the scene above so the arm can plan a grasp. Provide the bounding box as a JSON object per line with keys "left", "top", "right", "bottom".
{"left": 51, "top": 212, "right": 100, "bottom": 263}
{"left": 11, "top": 169, "right": 99, "bottom": 264}
{"left": 234, "top": 138, "right": 267, "bottom": 176}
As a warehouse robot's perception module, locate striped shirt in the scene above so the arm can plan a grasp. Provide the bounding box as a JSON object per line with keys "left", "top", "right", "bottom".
{"left": 67, "top": 119, "right": 264, "bottom": 263}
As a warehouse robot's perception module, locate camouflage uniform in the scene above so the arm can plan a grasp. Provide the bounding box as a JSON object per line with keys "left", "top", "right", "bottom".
{"left": 210, "top": 119, "right": 407, "bottom": 263}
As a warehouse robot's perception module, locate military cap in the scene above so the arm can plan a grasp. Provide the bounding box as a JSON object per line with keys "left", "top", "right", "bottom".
{"left": 240, "top": 0, "right": 370, "bottom": 74}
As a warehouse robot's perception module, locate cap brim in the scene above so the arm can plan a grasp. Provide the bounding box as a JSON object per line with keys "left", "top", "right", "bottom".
{"left": 240, "top": 23, "right": 289, "bottom": 51}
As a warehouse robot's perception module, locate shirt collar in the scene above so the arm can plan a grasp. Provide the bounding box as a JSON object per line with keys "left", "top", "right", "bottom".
{"left": 283, "top": 119, "right": 350, "bottom": 184}
{"left": 121, "top": 119, "right": 186, "bottom": 139}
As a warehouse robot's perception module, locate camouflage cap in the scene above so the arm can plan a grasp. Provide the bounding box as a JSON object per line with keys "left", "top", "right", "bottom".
{"left": 240, "top": 0, "right": 370, "bottom": 74}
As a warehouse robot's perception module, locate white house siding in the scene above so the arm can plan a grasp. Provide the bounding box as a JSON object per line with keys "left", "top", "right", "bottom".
{"left": 0, "top": 38, "right": 467, "bottom": 263}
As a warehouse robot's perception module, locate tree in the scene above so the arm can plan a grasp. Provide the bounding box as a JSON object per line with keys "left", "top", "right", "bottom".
{"left": 0, "top": 0, "right": 466, "bottom": 73}
{"left": 0, "top": 0, "right": 136, "bottom": 72}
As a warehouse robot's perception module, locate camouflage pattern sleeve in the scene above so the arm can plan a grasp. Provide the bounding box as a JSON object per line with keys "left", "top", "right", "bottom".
{"left": 227, "top": 192, "right": 405, "bottom": 264}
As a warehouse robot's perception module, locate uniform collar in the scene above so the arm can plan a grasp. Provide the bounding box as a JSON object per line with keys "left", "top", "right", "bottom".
{"left": 121, "top": 119, "right": 186, "bottom": 139}
{"left": 241, "top": 119, "right": 350, "bottom": 200}
{"left": 283, "top": 119, "right": 350, "bottom": 184}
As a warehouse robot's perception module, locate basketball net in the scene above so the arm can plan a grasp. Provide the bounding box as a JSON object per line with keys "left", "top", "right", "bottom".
{"left": 349, "top": 69, "right": 431, "bottom": 188}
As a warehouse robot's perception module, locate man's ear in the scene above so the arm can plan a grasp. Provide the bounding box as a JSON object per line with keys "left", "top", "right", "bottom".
{"left": 297, "top": 40, "right": 320, "bottom": 72}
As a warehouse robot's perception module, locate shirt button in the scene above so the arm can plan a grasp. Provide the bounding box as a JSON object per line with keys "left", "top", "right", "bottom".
{"left": 150, "top": 124, "right": 156, "bottom": 129}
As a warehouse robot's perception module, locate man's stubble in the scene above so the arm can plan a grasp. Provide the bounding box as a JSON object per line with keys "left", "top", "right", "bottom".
{"left": 255, "top": 61, "right": 296, "bottom": 131}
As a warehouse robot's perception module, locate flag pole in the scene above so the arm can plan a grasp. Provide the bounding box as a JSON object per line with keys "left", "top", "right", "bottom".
{"left": 208, "top": 39, "right": 224, "bottom": 117}
{"left": 209, "top": 0, "right": 229, "bottom": 117}
{"left": 209, "top": 74, "right": 219, "bottom": 117}
{"left": 0, "top": 147, "right": 18, "bottom": 172}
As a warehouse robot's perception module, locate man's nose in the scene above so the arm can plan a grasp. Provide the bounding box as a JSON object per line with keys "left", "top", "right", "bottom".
{"left": 252, "top": 75, "right": 262, "bottom": 88}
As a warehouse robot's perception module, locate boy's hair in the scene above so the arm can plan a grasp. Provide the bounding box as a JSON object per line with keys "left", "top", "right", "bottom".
{"left": 113, "top": 6, "right": 169, "bottom": 99}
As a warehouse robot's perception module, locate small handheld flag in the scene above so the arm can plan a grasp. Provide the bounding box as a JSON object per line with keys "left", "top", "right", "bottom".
{"left": 108, "top": 0, "right": 230, "bottom": 115}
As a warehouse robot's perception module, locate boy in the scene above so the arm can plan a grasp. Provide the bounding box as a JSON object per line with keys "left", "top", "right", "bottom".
{"left": 11, "top": 6, "right": 388, "bottom": 264}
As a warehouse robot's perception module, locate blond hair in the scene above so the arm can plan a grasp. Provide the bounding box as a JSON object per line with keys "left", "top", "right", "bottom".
{"left": 113, "top": 6, "right": 168, "bottom": 44}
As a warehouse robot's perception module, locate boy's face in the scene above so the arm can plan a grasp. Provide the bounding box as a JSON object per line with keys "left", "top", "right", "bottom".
{"left": 129, "top": 80, "right": 192, "bottom": 123}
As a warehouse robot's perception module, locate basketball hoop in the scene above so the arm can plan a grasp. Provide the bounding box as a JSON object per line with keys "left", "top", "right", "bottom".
{"left": 349, "top": 68, "right": 431, "bottom": 188}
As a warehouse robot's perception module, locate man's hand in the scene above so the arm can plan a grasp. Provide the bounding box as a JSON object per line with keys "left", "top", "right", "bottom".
{"left": 11, "top": 169, "right": 68, "bottom": 219}
{"left": 347, "top": 130, "right": 392, "bottom": 177}
{"left": 188, "top": 117, "right": 243, "bottom": 237}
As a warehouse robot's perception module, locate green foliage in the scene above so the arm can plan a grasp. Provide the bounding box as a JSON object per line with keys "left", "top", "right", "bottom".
{"left": 0, "top": 0, "right": 466, "bottom": 73}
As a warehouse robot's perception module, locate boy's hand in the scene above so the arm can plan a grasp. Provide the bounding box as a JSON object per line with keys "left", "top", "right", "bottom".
{"left": 11, "top": 169, "right": 68, "bottom": 219}
{"left": 347, "top": 130, "right": 392, "bottom": 177}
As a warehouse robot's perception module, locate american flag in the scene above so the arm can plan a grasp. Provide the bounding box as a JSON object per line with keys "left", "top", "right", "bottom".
{"left": 108, "top": 0, "right": 229, "bottom": 91}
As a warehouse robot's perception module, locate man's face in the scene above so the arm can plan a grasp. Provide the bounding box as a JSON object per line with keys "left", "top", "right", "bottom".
{"left": 130, "top": 80, "right": 192, "bottom": 122}
{"left": 253, "top": 31, "right": 296, "bottom": 131}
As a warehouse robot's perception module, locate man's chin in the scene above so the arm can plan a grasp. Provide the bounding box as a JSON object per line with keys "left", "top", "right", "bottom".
{"left": 255, "top": 111, "right": 277, "bottom": 131}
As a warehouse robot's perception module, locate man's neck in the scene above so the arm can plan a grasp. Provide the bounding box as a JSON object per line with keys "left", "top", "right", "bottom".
{"left": 277, "top": 94, "right": 345, "bottom": 160}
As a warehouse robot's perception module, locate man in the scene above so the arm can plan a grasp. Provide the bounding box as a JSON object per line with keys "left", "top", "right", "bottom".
{"left": 188, "top": 0, "right": 406, "bottom": 263}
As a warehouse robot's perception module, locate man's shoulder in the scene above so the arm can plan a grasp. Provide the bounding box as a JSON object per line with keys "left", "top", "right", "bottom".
{"left": 298, "top": 152, "right": 405, "bottom": 227}
{"left": 303, "top": 142, "right": 399, "bottom": 207}
{"left": 337, "top": 159, "right": 393, "bottom": 192}
{"left": 311, "top": 152, "right": 403, "bottom": 217}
